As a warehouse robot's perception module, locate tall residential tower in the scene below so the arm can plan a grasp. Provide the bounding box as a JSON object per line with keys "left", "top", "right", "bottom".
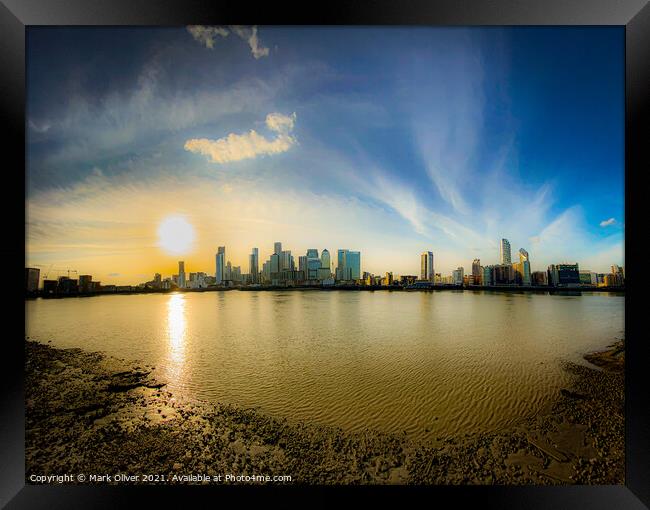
{"left": 499, "top": 238, "right": 512, "bottom": 265}
{"left": 215, "top": 246, "right": 225, "bottom": 284}
{"left": 420, "top": 251, "right": 434, "bottom": 281}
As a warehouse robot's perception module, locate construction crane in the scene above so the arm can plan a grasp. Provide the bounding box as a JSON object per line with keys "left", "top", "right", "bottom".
{"left": 34, "top": 264, "right": 78, "bottom": 279}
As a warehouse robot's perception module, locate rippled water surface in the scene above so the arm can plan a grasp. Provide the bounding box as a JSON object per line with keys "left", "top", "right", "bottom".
{"left": 25, "top": 290, "right": 624, "bottom": 440}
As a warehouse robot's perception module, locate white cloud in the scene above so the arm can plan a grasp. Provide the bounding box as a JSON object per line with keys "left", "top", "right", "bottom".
{"left": 229, "top": 25, "right": 270, "bottom": 59}
{"left": 186, "top": 25, "right": 229, "bottom": 49}
{"left": 184, "top": 112, "right": 297, "bottom": 164}
{"left": 599, "top": 217, "right": 616, "bottom": 227}
{"left": 187, "top": 25, "right": 269, "bottom": 59}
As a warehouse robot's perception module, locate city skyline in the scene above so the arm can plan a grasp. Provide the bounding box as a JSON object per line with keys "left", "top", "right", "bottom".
{"left": 27, "top": 236, "right": 624, "bottom": 289}
{"left": 26, "top": 27, "right": 624, "bottom": 285}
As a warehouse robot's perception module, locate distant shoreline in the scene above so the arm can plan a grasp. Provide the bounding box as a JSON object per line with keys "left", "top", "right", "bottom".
{"left": 26, "top": 285, "right": 625, "bottom": 300}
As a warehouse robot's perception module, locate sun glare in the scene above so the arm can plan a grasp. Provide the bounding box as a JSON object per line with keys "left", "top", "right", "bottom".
{"left": 157, "top": 215, "right": 195, "bottom": 255}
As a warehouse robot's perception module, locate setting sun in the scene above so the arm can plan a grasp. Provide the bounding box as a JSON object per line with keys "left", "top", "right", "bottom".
{"left": 157, "top": 215, "right": 195, "bottom": 255}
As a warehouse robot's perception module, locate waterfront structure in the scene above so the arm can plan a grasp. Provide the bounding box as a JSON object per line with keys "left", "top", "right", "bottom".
{"left": 270, "top": 253, "right": 280, "bottom": 274}
{"left": 482, "top": 265, "right": 493, "bottom": 286}
{"left": 347, "top": 251, "right": 361, "bottom": 280}
{"left": 336, "top": 249, "right": 348, "bottom": 280}
{"left": 78, "top": 274, "right": 93, "bottom": 293}
{"left": 318, "top": 249, "right": 332, "bottom": 280}
{"left": 493, "top": 264, "right": 515, "bottom": 285}
{"left": 25, "top": 267, "right": 40, "bottom": 293}
{"left": 261, "top": 260, "right": 270, "bottom": 283}
{"left": 57, "top": 276, "right": 78, "bottom": 295}
{"left": 280, "top": 250, "right": 294, "bottom": 271}
{"left": 548, "top": 263, "right": 580, "bottom": 287}
{"left": 298, "top": 255, "right": 308, "bottom": 274}
{"left": 321, "top": 249, "right": 331, "bottom": 272}
{"left": 400, "top": 275, "right": 418, "bottom": 286}
{"left": 500, "top": 238, "right": 512, "bottom": 265}
{"left": 249, "top": 248, "right": 259, "bottom": 284}
{"left": 610, "top": 265, "right": 625, "bottom": 287}
{"left": 452, "top": 267, "right": 464, "bottom": 286}
{"left": 306, "top": 249, "right": 320, "bottom": 280}
{"left": 531, "top": 271, "right": 548, "bottom": 286}
{"left": 517, "top": 249, "right": 532, "bottom": 286}
{"left": 420, "top": 251, "right": 434, "bottom": 282}
{"left": 336, "top": 249, "right": 360, "bottom": 281}
{"left": 579, "top": 270, "right": 598, "bottom": 286}
{"left": 178, "top": 261, "right": 186, "bottom": 288}
{"left": 215, "top": 246, "right": 225, "bottom": 284}
{"left": 471, "top": 259, "right": 482, "bottom": 286}
{"left": 43, "top": 279, "right": 58, "bottom": 295}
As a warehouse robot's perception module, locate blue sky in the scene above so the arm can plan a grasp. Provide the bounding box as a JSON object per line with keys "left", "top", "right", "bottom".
{"left": 26, "top": 26, "right": 624, "bottom": 283}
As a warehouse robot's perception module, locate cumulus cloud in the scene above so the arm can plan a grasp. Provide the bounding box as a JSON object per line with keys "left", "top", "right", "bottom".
{"left": 600, "top": 217, "right": 616, "bottom": 227}
{"left": 187, "top": 25, "right": 269, "bottom": 59}
{"left": 184, "top": 112, "right": 297, "bottom": 164}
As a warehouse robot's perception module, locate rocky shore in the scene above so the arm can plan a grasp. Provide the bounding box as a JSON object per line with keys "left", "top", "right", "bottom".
{"left": 25, "top": 338, "right": 624, "bottom": 485}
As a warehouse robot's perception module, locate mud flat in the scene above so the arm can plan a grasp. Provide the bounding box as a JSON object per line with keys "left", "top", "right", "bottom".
{"left": 25, "top": 338, "right": 624, "bottom": 485}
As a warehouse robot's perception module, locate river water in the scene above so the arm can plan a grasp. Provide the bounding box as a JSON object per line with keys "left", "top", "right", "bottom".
{"left": 25, "top": 290, "right": 624, "bottom": 441}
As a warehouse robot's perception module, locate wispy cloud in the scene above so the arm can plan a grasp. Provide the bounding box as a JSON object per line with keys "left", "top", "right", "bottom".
{"left": 184, "top": 112, "right": 297, "bottom": 164}
{"left": 26, "top": 172, "right": 426, "bottom": 283}
{"left": 28, "top": 119, "right": 52, "bottom": 133}
{"left": 599, "top": 217, "right": 616, "bottom": 227}
{"left": 187, "top": 25, "right": 269, "bottom": 59}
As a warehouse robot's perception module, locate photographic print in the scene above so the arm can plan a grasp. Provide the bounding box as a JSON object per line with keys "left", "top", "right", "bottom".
{"left": 25, "top": 25, "right": 625, "bottom": 486}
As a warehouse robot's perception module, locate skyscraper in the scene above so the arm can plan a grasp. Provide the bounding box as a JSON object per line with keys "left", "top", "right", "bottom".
{"left": 280, "top": 250, "right": 294, "bottom": 271}
{"left": 318, "top": 249, "right": 332, "bottom": 280}
{"left": 298, "top": 255, "right": 308, "bottom": 278}
{"left": 321, "top": 249, "right": 331, "bottom": 271}
{"left": 178, "top": 261, "right": 186, "bottom": 288}
{"left": 335, "top": 249, "right": 360, "bottom": 281}
{"left": 336, "top": 249, "right": 348, "bottom": 280}
{"left": 270, "top": 253, "right": 280, "bottom": 274}
{"left": 274, "top": 242, "right": 282, "bottom": 255}
{"left": 215, "top": 246, "right": 225, "bottom": 284}
{"left": 471, "top": 258, "right": 482, "bottom": 285}
{"left": 518, "top": 248, "right": 532, "bottom": 286}
{"left": 420, "top": 251, "right": 434, "bottom": 281}
{"left": 347, "top": 251, "right": 361, "bottom": 280}
{"left": 500, "top": 238, "right": 512, "bottom": 265}
{"left": 306, "top": 249, "right": 320, "bottom": 279}
{"left": 249, "top": 248, "right": 259, "bottom": 284}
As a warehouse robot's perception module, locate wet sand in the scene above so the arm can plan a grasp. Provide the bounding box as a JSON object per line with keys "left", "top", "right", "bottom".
{"left": 25, "top": 338, "right": 624, "bottom": 485}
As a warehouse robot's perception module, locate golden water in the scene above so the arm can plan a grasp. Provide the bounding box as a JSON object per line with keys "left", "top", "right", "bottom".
{"left": 25, "top": 290, "right": 624, "bottom": 441}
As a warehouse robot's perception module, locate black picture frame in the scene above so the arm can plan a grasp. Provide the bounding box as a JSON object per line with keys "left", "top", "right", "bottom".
{"left": 3, "top": 0, "right": 648, "bottom": 508}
